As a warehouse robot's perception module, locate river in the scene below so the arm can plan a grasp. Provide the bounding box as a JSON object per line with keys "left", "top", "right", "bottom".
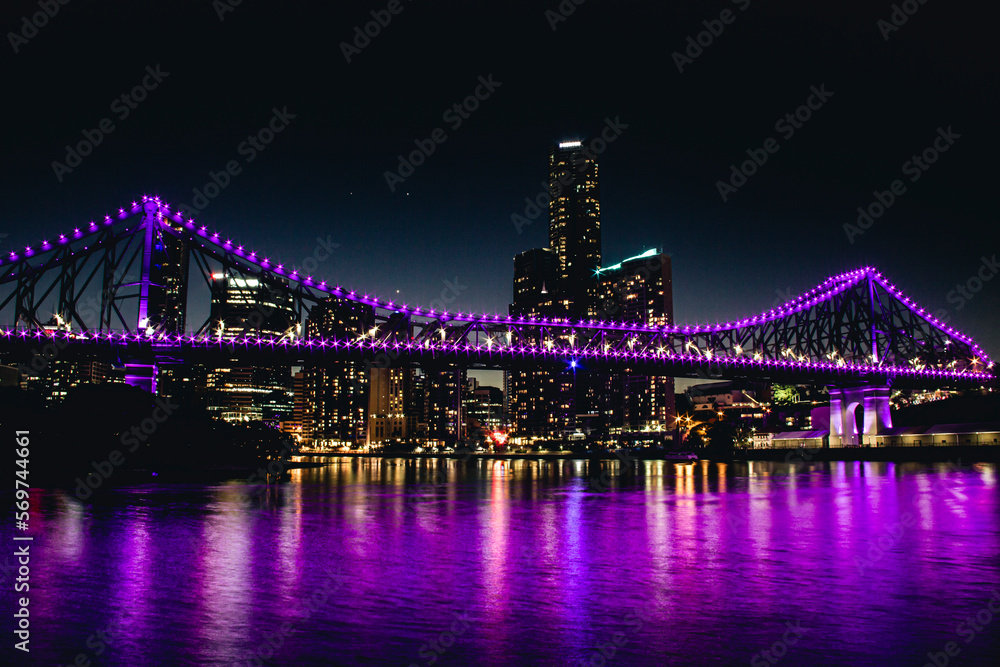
{"left": 8, "top": 457, "right": 1000, "bottom": 666}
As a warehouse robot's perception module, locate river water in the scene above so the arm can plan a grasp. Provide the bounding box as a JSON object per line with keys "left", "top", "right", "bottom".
{"left": 8, "top": 457, "right": 1000, "bottom": 666}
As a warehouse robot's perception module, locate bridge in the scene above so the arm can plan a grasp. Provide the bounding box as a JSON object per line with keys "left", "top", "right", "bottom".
{"left": 0, "top": 196, "right": 994, "bottom": 445}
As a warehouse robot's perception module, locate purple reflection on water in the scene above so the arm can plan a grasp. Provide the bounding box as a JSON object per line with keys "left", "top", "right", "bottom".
{"left": 10, "top": 459, "right": 1000, "bottom": 666}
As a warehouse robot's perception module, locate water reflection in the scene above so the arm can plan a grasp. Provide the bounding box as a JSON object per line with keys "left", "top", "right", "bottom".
{"left": 16, "top": 458, "right": 1000, "bottom": 666}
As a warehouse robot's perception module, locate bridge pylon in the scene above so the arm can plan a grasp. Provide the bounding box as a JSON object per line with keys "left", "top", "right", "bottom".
{"left": 828, "top": 385, "right": 892, "bottom": 447}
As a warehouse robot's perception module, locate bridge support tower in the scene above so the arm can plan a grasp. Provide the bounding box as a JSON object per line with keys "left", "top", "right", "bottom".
{"left": 828, "top": 386, "right": 892, "bottom": 447}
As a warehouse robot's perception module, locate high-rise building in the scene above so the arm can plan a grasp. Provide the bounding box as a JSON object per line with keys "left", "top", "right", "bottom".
{"left": 507, "top": 139, "right": 604, "bottom": 440}
{"left": 548, "top": 141, "right": 601, "bottom": 318}
{"left": 204, "top": 275, "right": 297, "bottom": 423}
{"left": 209, "top": 274, "right": 297, "bottom": 339}
{"left": 462, "top": 378, "right": 504, "bottom": 435}
{"left": 507, "top": 367, "right": 574, "bottom": 439}
{"left": 206, "top": 364, "right": 293, "bottom": 423}
{"left": 596, "top": 249, "right": 676, "bottom": 432}
{"left": 297, "top": 297, "right": 373, "bottom": 447}
{"left": 368, "top": 367, "right": 414, "bottom": 444}
{"left": 21, "top": 359, "right": 122, "bottom": 403}
{"left": 144, "top": 222, "right": 189, "bottom": 335}
{"left": 510, "top": 248, "right": 559, "bottom": 317}
{"left": 422, "top": 366, "right": 466, "bottom": 444}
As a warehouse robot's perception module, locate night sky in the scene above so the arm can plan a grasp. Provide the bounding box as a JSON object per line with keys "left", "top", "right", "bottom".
{"left": 2, "top": 1, "right": 999, "bottom": 365}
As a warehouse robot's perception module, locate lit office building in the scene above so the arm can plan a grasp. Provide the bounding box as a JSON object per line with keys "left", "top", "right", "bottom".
{"left": 462, "top": 378, "right": 505, "bottom": 434}
{"left": 510, "top": 248, "right": 559, "bottom": 318}
{"left": 206, "top": 364, "right": 293, "bottom": 424}
{"left": 144, "top": 221, "right": 189, "bottom": 335}
{"left": 295, "top": 297, "right": 373, "bottom": 447}
{"left": 368, "top": 367, "right": 413, "bottom": 444}
{"left": 209, "top": 274, "right": 297, "bottom": 339}
{"left": 548, "top": 140, "right": 601, "bottom": 318}
{"left": 506, "top": 140, "right": 603, "bottom": 439}
{"left": 205, "top": 274, "right": 297, "bottom": 423}
{"left": 21, "top": 359, "right": 121, "bottom": 404}
{"left": 596, "top": 249, "right": 676, "bottom": 432}
{"left": 422, "top": 366, "right": 466, "bottom": 445}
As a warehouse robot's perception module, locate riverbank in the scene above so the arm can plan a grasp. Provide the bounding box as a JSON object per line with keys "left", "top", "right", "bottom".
{"left": 731, "top": 445, "right": 1000, "bottom": 463}
{"left": 298, "top": 446, "right": 1000, "bottom": 463}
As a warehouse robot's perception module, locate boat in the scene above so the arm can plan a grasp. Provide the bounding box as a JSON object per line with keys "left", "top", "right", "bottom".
{"left": 664, "top": 451, "right": 698, "bottom": 461}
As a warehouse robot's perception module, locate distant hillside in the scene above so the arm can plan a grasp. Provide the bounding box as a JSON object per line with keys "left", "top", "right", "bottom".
{"left": 893, "top": 393, "right": 1000, "bottom": 426}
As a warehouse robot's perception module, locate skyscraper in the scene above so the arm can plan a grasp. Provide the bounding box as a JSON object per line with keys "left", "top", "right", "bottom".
{"left": 145, "top": 223, "right": 189, "bottom": 335}
{"left": 422, "top": 366, "right": 466, "bottom": 445}
{"left": 510, "top": 247, "right": 558, "bottom": 317}
{"left": 209, "top": 274, "right": 297, "bottom": 339}
{"left": 597, "top": 249, "right": 676, "bottom": 433}
{"left": 368, "top": 367, "right": 412, "bottom": 444}
{"left": 507, "top": 140, "right": 603, "bottom": 440}
{"left": 507, "top": 247, "right": 573, "bottom": 439}
{"left": 204, "top": 275, "right": 298, "bottom": 424}
{"left": 548, "top": 141, "right": 601, "bottom": 318}
{"left": 299, "top": 297, "right": 373, "bottom": 446}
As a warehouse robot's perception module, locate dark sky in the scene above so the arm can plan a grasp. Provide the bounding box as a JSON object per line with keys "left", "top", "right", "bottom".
{"left": 2, "top": 0, "right": 999, "bottom": 362}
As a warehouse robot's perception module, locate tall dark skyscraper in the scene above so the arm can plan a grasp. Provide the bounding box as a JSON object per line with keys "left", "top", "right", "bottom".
{"left": 548, "top": 141, "right": 601, "bottom": 318}
{"left": 510, "top": 248, "right": 558, "bottom": 317}
{"left": 145, "top": 223, "right": 189, "bottom": 335}
{"left": 508, "top": 140, "right": 604, "bottom": 439}
{"left": 509, "top": 143, "right": 676, "bottom": 440}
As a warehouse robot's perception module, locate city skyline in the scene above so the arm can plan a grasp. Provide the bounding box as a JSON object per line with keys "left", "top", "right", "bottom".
{"left": 4, "top": 3, "right": 1000, "bottom": 663}
{"left": 2, "top": 1, "right": 997, "bottom": 359}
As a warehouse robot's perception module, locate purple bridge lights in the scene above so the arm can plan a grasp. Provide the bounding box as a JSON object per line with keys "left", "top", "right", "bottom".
{"left": 0, "top": 195, "right": 994, "bottom": 407}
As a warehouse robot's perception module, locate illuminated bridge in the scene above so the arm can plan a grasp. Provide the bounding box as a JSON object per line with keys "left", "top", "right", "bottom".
{"left": 0, "top": 196, "right": 994, "bottom": 443}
